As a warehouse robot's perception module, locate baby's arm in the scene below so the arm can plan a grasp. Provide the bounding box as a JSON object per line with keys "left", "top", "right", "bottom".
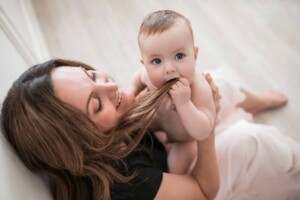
{"left": 168, "top": 141, "right": 197, "bottom": 174}
{"left": 169, "top": 77, "right": 215, "bottom": 141}
{"left": 130, "top": 68, "right": 147, "bottom": 96}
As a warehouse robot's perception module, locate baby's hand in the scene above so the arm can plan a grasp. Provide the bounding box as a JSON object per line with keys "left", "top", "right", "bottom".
{"left": 169, "top": 78, "right": 191, "bottom": 107}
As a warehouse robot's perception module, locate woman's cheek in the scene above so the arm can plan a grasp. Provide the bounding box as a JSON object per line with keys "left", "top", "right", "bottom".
{"left": 95, "top": 110, "right": 118, "bottom": 132}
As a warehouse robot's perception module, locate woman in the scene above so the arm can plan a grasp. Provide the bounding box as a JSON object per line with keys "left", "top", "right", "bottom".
{"left": 1, "top": 59, "right": 299, "bottom": 200}
{"left": 1, "top": 59, "right": 220, "bottom": 200}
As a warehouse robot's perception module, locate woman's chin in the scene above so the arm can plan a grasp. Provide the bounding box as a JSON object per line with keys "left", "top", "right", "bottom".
{"left": 125, "top": 91, "right": 135, "bottom": 106}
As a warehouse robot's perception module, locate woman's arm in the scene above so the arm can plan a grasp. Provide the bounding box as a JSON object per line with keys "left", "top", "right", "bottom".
{"left": 154, "top": 128, "right": 219, "bottom": 200}
{"left": 154, "top": 74, "right": 220, "bottom": 200}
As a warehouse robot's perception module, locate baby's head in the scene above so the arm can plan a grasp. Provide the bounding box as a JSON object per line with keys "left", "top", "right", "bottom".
{"left": 138, "top": 10, "right": 198, "bottom": 88}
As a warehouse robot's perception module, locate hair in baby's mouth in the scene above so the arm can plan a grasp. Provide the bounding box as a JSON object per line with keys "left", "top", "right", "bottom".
{"left": 113, "top": 78, "right": 178, "bottom": 145}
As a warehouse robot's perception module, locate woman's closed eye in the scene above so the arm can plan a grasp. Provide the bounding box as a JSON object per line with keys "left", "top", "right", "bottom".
{"left": 95, "top": 97, "right": 102, "bottom": 113}
{"left": 91, "top": 72, "right": 97, "bottom": 81}
{"left": 175, "top": 53, "right": 185, "bottom": 60}
{"left": 151, "top": 58, "right": 161, "bottom": 65}
{"left": 88, "top": 72, "right": 103, "bottom": 113}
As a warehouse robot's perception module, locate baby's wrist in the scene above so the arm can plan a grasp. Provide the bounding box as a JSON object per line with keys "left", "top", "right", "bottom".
{"left": 176, "top": 100, "right": 192, "bottom": 111}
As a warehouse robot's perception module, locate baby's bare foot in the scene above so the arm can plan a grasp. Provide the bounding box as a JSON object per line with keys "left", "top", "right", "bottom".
{"left": 247, "top": 91, "right": 288, "bottom": 114}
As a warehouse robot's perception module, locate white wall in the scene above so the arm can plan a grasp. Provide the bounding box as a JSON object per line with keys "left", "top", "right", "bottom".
{"left": 0, "top": 0, "right": 49, "bottom": 102}
{"left": 0, "top": 0, "right": 52, "bottom": 199}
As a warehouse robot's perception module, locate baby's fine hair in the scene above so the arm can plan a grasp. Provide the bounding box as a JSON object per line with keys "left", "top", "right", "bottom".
{"left": 139, "top": 10, "right": 194, "bottom": 41}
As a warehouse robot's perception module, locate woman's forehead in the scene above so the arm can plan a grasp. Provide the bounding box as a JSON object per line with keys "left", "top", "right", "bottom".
{"left": 51, "top": 67, "right": 90, "bottom": 111}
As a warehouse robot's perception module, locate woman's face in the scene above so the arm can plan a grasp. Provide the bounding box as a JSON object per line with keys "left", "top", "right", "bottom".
{"left": 51, "top": 66, "right": 135, "bottom": 132}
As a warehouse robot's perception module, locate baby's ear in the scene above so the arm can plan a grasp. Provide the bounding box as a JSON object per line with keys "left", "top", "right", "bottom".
{"left": 140, "top": 59, "right": 144, "bottom": 65}
{"left": 194, "top": 47, "right": 199, "bottom": 59}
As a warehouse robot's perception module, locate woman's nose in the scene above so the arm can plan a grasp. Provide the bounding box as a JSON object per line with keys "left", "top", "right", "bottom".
{"left": 94, "top": 79, "right": 118, "bottom": 93}
{"left": 103, "top": 82, "right": 119, "bottom": 100}
{"left": 94, "top": 72, "right": 119, "bottom": 100}
{"left": 101, "top": 81, "right": 118, "bottom": 92}
{"left": 98, "top": 73, "right": 109, "bottom": 83}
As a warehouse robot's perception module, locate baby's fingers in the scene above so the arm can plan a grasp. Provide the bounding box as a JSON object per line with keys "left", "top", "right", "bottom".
{"left": 178, "top": 77, "right": 189, "bottom": 86}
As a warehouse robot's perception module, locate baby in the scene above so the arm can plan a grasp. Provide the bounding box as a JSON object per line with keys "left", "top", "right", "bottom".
{"left": 131, "top": 10, "right": 216, "bottom": 173}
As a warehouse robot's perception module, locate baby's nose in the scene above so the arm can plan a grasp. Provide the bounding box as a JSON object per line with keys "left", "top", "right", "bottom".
{"left": 165, "top": 63, "right": 175, "bottom": 74}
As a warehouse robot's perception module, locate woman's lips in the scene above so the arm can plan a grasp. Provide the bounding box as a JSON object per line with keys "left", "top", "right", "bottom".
{"left": 116, "top": 91, "right": 123, "bottom": 109}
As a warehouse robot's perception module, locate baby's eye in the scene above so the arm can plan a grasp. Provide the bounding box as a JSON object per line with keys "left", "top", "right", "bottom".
{"left": 151, "top": 58, "right": 161, "bottom": 65}
{"left": 175, "top": 53, "right": 185, "bottom": 60}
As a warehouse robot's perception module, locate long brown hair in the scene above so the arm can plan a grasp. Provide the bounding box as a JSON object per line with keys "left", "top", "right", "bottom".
{"left": 0, "top": 59, "right": 175, "bottom": 200}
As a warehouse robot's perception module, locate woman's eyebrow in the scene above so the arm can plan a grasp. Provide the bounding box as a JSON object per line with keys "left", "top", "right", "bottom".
{"left": 80, "top": 67, "right": 93, "bottom": 115}
{"left": 80, "top": 66, "right": 89, "bottom": 77}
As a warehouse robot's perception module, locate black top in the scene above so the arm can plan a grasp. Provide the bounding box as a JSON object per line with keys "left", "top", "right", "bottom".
{"left": 111, "top": 131, "right": 168, "bottom": 200}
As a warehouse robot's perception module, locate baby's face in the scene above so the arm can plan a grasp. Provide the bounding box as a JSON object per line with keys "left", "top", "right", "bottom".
{"left": 139, "top": 20, "right": 198, "bottom": 88}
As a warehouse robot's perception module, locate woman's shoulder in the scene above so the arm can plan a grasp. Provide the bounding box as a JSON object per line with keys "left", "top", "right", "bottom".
{"left": 111, "top": 166, "right": 163, "bottom": 200}
{"left": 127, "top": 131, "right": 168, "bottom": 171}
{"left": 111, "top": 131, "right": 167, "bottom": 200}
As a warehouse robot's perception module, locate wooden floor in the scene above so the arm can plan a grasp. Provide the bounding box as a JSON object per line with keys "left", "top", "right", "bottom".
{"left": 32, "top": 0, "right": 300, "bottom": 141}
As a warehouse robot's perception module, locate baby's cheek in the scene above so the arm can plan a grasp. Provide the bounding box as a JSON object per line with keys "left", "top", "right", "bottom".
{"left": 185, "top": 67, "right": 196, "bottom": 84}
{"left": 150, "top": 74, "right": 164, "bottom": 88}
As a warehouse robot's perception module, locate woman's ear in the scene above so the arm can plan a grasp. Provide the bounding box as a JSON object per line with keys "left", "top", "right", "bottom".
{"left": 194, "top": 47, "right": 199, "bottom": 59}
{"left": 140, "top": 59, "right": 144, "bottom": 65}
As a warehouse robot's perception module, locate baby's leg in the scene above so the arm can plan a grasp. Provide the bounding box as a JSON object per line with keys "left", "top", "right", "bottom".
{"left": 237, "top": 88, "right": 288, "bottom": 115}
{"left": 153, "top": 131, "right": 173, "bottom": 153}
{"left": 167, "top": 141, "right": 197, "bottom": 174}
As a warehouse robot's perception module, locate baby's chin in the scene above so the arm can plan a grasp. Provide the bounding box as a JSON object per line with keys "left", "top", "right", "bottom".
{"left": 155, "top": 77, "right": 193, "bottom": 88}
{"left": 154, "top": 80, "right": 176, "bottom": 88}
{"left": 153, "top": 82, "right": 166, "bottom": 89}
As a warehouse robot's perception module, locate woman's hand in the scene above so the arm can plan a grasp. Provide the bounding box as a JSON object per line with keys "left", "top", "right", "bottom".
{"left": 205, "top": 73, "right": 221, "bottom": 114}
